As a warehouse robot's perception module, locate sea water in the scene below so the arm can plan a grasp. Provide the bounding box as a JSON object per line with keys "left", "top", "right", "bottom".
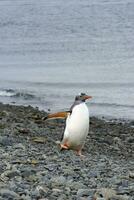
{"left": 0, "top": 0, "right": 134, "bottom": 119}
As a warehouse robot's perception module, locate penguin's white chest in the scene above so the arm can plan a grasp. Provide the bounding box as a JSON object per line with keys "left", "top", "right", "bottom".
{"left": 63, "top": 103, "right": 89, "bottom": 148}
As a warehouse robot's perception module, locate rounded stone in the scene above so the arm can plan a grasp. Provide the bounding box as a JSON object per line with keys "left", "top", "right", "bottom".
{"left": 0, "top": 189, "right": 20, "bottom": 199}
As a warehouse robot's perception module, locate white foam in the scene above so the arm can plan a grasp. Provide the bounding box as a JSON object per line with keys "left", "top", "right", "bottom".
{"left": 0, "top": 90, "right": 14, "bottom": 97}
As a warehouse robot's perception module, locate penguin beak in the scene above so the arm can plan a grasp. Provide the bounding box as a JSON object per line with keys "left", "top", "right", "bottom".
{"left": 84, "top": 95, "right": 92, "bottom": 100}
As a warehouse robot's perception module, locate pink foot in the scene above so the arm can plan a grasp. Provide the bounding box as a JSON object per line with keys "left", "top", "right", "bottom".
{"left": 60, "top": 143, "right": 69, "bottom": 150}
{"left": 76, "top": 149, "right": 85, "bottom": 158}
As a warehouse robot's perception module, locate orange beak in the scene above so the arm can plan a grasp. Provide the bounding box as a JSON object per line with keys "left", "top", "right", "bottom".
{"left": 84, "top": 95, "right": 92, "bottom": 100}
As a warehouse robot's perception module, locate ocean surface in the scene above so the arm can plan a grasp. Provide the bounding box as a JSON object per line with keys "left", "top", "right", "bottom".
{"left": 0, "top": 0, "right": 134, "bottom": 119}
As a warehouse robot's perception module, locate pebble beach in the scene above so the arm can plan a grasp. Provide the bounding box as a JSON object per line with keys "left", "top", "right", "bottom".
{"left": 0, "top": 103, "right": 133, "bottom": 200}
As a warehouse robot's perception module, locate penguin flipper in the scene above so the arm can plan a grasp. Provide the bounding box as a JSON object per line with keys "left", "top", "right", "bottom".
{"left": 43, "top": 111, "right": 70, "bottom": 121}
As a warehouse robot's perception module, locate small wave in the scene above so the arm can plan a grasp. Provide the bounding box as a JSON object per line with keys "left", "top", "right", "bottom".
{"left": 12, "top": 92, "right": 35, "bottom": 100}
{"left": 0, "top": 89, "right": 15, "bottom": 97}
{"left": 0, "top": 89, "right": 35, "bottom": 100}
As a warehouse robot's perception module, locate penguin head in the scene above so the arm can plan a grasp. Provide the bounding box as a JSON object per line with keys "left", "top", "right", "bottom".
{"left": 75, "top": 93, "right": 92, "bottom": 102}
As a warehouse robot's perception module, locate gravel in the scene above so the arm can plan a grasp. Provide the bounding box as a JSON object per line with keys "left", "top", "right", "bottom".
{"left": 0, "top": 103, "right": 133, "bottom": 200}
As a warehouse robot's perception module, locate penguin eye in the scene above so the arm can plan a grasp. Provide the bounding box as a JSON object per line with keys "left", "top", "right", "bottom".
{"left": 99, "top": 193, "right": 103, "bottom": 198}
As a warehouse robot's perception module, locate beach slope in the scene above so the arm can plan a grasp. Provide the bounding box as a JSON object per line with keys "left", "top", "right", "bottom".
{"left": 0, "top": 103, "right": 133, "bottom": 199}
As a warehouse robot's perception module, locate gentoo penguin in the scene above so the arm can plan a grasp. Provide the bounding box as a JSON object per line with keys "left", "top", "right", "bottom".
{"left": 45, "top": 93, "right": 92, "bottom": 156}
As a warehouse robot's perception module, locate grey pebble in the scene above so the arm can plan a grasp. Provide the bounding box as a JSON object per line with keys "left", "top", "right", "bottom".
{"left": 0, "top": 136, "right": 13, "bottom": 146}
{"left": 14, "top": 143, "right": 26, "bottom": 150}
{"left": 0, "top": 189, "right": 20, "bottom": 199}
{"left": 21, "top": 168, "right": 36, "bottom": 178}
{"left": 77, "top": 189, "right": 94, "bottom": 198}
{"left": 51, "top": 176, "right": 66, "bottom": 187}
{"left": 31, "top": 188, "right": 41, "bottom": 199}
{"left": 129, "top": 172, "right": 134, "bottom": 179}
{"left": 0, "top": 104, "right": 133, "bottom": 200}
{"left": 5, "top": 169, "right": 20, "bottom": 179}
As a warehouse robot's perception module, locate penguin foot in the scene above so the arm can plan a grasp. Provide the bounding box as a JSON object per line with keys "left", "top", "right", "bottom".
{"left": 76, "top": 149, "right": 85, "bottom": 158}
{"left": 60, "top": 143, "right": 69, "bottom": 150}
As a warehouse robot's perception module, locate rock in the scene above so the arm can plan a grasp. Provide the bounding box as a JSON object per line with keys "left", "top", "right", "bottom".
{"left": 38, "top": 199, "right": 49, "bottom": 200}
{"left": 57, "top": 194, "right": 67, "bottom": 200}
{"left": 0, "top": 189, "right": 20, "bottom": 199}
{"left": 129, "top": 172, "right": 134, "bottom": 179}
{"left": 0, "top": 103, "right": 133, "bottom": 200}
{"left": 67, "top": 181, "right": 87, "bottom": 190}
{"left": 19, "top": 194, "right": 31, "bottom": 200}
{"left": 0, "top": 136, "right": 13, "bottom": 146}
{"left": 52, "top": 188, "right": 63, "bottom": 193}
{"left": 4, "top": 169, "right": 20, "bottom": 179}
{"left": 63, "top": 187, "right": 71, "bottom": 196}
{"left": 14, "top": 143, "right": 26, "bottom": 150}
{"left": 36, "top": 186, "right": 49, "bottom": 197}
{"left": 51, "top": 188, "right": 63, "bottom": 198}
{"left": 31, "top": 188, "right": 41, "bottom": 199}
{"left": 93, "top": 188, "right": 129, "bottom": 200}
{"left": 89, "top": 170, "right": 99, "bottom": 178}
{"left": 51, "top": 176, "right": 66, "bottom": 187}
{"left": 77, "top": 189, "right": 94, "bottom": 198}
{"left": 121, "top": 180, "right": 128, "bottom": 187}
{"left": 21, "top": 168, "right": 36, "bottom": 178}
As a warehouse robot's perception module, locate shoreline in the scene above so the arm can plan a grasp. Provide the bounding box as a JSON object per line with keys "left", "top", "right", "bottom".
{"left": 0, "top": 103, "right": 133, "bottom": 199}
{"left": 0, "top": 101, "right": 133, "bottom": 123}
